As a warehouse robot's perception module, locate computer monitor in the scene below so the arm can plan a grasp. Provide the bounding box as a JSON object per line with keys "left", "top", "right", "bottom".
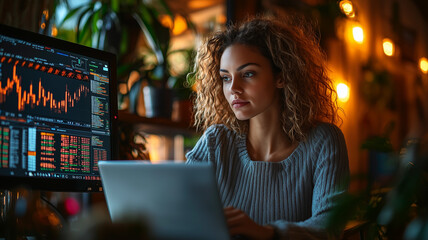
{"left": 0, "top": 24, "right": 118, "bottom": 192}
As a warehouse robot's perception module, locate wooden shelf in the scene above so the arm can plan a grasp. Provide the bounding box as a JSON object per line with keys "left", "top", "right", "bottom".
{"left": 117, "top": 110, "right": 197, "bottom": 136}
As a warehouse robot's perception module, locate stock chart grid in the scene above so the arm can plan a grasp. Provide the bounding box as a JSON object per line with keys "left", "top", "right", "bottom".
{"left": 0, "top": 33, "right": 111, "bottom": 181}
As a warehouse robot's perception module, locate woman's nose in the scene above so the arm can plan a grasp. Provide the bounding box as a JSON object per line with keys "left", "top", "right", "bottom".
{"left": 230, "top": 77, "right": 243, "bottom": 94}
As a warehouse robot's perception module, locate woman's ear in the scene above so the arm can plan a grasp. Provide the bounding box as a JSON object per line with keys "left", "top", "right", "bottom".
{"left": 275, "top": 78, "right": 285, "bottom": 88}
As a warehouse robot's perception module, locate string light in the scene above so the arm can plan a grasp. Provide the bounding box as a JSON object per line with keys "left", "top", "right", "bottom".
{"left": 352, "top": 25, "right": 364, "bottom": 44}
{"left": 382, "top": 38, "right": 394, "bottom": 56}
{"left": 159, "top": 15, "right": 173, "bottom": 29}
{"left": 420, "top": 57, "right": 428, "bottom": 74}
{"left": 172, "top": 15, "right": 187, "bottom": 35}
{"left": 159, "top": 14, "right": 188, "bottom": 35}
{"left": 43, "top": 10, "right": 49, "bottom": 20}
{"left": 339, "top": 0, "right": 355, "bottom": 18}
{"left": 337, "top": 83, "right": 350, "bottom": 103}
{"left": 51, "top": 25, "right": 58, "bottom": 37}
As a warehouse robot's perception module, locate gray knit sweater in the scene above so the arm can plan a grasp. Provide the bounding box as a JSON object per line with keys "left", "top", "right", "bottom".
{"left": 185, "top": 123, "right": 349, "bottom": 239}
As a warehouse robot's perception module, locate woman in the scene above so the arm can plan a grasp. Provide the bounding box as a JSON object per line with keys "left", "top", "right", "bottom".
{"left": 186, "top": 16, "right": 349, "bottom": 239}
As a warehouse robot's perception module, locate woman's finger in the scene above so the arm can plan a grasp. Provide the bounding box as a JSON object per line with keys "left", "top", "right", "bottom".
{"left": 226, "top": 212, "right": 246, "bottom": 227}
{"left": 224, "top": 207, "right": 242, "bottom": 218}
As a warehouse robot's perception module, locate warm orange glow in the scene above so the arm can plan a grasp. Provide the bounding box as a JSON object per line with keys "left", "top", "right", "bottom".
{"left": 337, "top": 83, "right": 350, "bottom": 103}
{"left": 217, "top": 14, "right": 227, "bottom": 24}
{"left": 172, "top": 15, "right": 187, "bottom": 35}
{"left": 159, "top": 14, "right": 188, "bottom": 35}
{"left": 382, "top": 38, "right": 394, "bottom": 56}
{"left": 51, "top": 25, "right": 58, "bottom": 37}
{"left": 192, "top": 81, "right": 198, "bottom": 92}
{"left": 420, "top": 57, "right": 428, "bottom": 74}
{"left": 188, "top": 0, "right": 216, "bottom": 9}
{"left": 159, "top": 15, "right": 173, "bottom": 29}
{"left": 352, "top": 25, "right": 364, "bottom": 44}
{"left": 339, "top": 0, "right": 355, "bottom": 18}
{"left": 144, "top": 135, "right": 166, "bottom": 163}
{"left": 40, "top": 23, "right": 46, "bottom": 30}
{"left": 43, "top": 10, "right": 49, "bottom": 20}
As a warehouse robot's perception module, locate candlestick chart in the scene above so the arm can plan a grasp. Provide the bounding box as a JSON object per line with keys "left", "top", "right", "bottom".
{"left": 0, "top": 57, "right": 91, "bottom": 123}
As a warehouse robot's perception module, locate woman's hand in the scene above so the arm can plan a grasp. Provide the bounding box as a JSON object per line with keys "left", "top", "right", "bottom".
{"left": 224, "top": 206, "right": 275, "bottom": 240}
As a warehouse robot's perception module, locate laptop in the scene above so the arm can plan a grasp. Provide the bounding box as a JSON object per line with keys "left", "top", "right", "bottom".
{"left": 98, "top": 161, "right": 230, "bottom": 240}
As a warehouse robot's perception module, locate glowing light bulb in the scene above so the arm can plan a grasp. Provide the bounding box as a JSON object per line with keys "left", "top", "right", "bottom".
{"left": 159, "top": 15, "right": 188, "bottom": 35}
{"left": 159, "top": 15, "right": 173, "bottom": 29}
{"left": 339, "top": 0, "right": 355, "bottom": 18}
{"left": 337, "top": 83, "right": 350, "bottom": 102}
{"left": 43, "top": 10, "right": 49, "bottom": 20}
{"left": 420, "top": 57, "right": 428, "bottom": 74}
{"left": 51, "top": 25, "right": 58, "bottom": 37}
{"left": 383, "top": 38, "right": 394, "bottom": 56}
{"left": 172, "top": 15, "right": 188, "bottom": 35}
{"left": 352, "top": 26, "right": 364, "bottom": 44}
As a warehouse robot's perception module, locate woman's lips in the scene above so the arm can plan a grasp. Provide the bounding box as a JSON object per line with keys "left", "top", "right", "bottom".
{"left": 232, "top": 99, "right": 249, "bottom": 108}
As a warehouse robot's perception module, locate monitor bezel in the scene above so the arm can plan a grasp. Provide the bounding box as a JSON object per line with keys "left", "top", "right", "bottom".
{"left": 0, "top": 24, "right": 119, "bottom": 192}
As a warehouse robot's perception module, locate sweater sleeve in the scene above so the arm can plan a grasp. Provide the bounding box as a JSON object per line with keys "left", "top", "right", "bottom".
{"left": 270, "top": 124, "right": 350, "bottom": 240}
{"left": 185, "top": 125, "right": 219, "bottom": 164}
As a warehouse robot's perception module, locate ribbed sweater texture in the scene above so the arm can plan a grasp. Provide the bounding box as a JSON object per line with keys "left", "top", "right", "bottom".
{"left": 185, "top": 123, "right": 349, "bottom": 239}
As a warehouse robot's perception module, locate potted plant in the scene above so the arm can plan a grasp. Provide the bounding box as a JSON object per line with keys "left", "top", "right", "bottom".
{"left": 134, "top": 47, "right": 196, "bottom": 121}
{"left": 57, "top": 0, "right": 180, "bottom": 160}
{"left": 61, "top": 0, "right": 172, "bottom": 69}
{"left": 126, "top": 20, "right": 196, "bottom": 120}
{"left": 59, "top": 0, "right": 195, "bottom": 119}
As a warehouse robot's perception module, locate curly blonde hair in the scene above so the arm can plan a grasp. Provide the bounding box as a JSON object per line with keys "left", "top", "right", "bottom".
{"left": 191, "top": 16, "right": 341, "bottom": 142}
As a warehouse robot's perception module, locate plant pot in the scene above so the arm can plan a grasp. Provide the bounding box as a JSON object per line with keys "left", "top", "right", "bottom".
{"left": 143, "top": 86, "right": 173, "bottom": 118}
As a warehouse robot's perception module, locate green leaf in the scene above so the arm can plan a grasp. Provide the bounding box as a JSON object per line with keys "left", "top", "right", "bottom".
{"left": 81, "top": 30, "right": 93, "bottom": 47}
{"left": 78, "top": 11, "right": 94, "bottom": 45}
{"left": 132, "top": 11, "right": 164, "bottom": 64}
{"left": 58, "top": 5, "right": 85, "bottom": 28}
{"left": 111, "top": 0, "right": 119, "bottom": 12}
{"left": 75, "top": 5, "right": 95, "bottom": 43}
{"left": 91, "top": 8, "right": 101, "bottom": 38}
{"left": 156, "top": 0, "right": 174, "bottom": 17}
{"left": 95, "top": 5, "right": 109, "bottom": 49}
{"left": 119, "top": 28, "right": 129, "bottom": 56}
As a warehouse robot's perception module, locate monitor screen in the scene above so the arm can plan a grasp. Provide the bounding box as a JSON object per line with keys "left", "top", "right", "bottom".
{"left": 0, "top": 24, "right": 118, "bottom": 192}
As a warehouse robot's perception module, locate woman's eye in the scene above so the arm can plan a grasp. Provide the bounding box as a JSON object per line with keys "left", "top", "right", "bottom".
{"left": 243, "top": 72, "right": 254, "bottom": 78}
{"left": 221, "top": 75, "right": 231, "bottom": 82}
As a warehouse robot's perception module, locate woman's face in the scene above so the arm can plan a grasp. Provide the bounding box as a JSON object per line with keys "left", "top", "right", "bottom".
{"left": 220, "top": 44, "right": 283, "bottom": 121}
